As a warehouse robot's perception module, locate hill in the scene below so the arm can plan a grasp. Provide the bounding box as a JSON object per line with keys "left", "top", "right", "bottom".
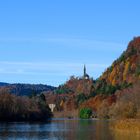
{"left": 0, "top": 82, "right": 9, "bottom": 86}
{"left": 55, "top": 37, "right": 140, "bottom": 97}
{"left": 94, "top": 37, "right": 140, "bottom": 95}
{"left": 53, "top": 37, "right": 140, "bottom": 119}
{"left": 0, "top": 82, "right": 56, "bottom": 96}
{"left": 80, "top": 37, "right": 140, "bottom": 119}
{"left": 102, "top": 37, "right": 140, "bottom": 84}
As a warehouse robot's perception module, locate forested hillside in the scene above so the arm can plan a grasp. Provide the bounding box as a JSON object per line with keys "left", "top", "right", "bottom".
{"left": 80, "top": 37, "right": 140, "bottom": 119}
{"left": 53, "top": 37, "right": 140, "bottom": 119}
{"left": 0, "top": 82, "right": 56, "bottom": 96}
{"left": 95, "top": 37, "right": 140, "bottom": 95}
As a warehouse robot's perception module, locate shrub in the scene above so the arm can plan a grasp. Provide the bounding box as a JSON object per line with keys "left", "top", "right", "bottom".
{"left": 79, "top": 108, "right": 92, "bottom": 119}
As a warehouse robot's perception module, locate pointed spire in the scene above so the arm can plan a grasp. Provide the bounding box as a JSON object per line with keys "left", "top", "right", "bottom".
{"left": 84, "top": 64, "right": 86, "bottom": 77}
{"left": 83, "top": 64, "right": 89, "bottom": 79}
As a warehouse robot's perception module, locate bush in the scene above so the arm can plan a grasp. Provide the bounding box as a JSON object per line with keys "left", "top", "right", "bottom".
{"left": 79, "top": 108, "right": 92, "bottom": 119}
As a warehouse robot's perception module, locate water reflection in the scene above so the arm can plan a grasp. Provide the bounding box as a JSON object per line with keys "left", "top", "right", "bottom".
{"left": 0, "top": 119, "right": 139, "bottom": 140}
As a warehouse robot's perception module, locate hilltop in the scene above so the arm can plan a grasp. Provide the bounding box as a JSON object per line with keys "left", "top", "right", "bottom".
{"left": 83, "top": 36, "right": 140, "bottom": 97}
{"left": 97, "top": 37, "right": 140, "bottom": 91}
{"left": 0, "top": 82, "right": 56, "bottom": 96}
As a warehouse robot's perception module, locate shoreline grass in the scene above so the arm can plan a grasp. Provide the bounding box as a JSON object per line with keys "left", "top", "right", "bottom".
{"left": 110, "top": 119, "right": 140, "bottom": 134}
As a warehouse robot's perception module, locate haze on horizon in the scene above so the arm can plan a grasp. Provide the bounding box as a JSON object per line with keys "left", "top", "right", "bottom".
{"left": 0, "top": 0, "right": 140, "bottom": 86}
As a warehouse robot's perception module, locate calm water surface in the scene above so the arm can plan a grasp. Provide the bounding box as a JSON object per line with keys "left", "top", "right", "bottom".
{"left": 0, "top": 118, "right": 139, "bottom": 140}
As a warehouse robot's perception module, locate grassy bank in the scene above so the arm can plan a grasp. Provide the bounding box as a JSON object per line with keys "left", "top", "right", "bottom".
{"left": 110, "top": 119, "right": 140, "bottom": 134}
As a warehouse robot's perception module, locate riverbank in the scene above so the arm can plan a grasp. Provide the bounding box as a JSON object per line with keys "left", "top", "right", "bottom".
{"left": 53, "top": 110, "right": 78, "bottom": 118}
{"left": 110, "top": 119, "right": 140, "bottom": 134}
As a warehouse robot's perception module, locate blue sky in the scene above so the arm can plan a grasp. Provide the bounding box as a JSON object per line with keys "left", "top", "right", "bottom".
{"left": 0, "top": 0, "right": 140, "bottom": 86}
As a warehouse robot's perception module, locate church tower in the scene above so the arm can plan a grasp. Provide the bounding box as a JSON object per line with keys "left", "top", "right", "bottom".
{"left": 83, "top": 65, "right": 89, "bottom": 79}
{"left": 84, "top": 64, "right": 86, "bottom": 77}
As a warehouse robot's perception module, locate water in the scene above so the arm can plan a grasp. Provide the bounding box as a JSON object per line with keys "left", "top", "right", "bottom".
{"left": 0, "top": 118, "right": 139, "bottom": 140}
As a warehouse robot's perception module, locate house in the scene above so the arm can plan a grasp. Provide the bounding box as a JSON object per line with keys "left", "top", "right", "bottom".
{"left": 48, "top": 104, "right": 56, "bottom": 112}
{"left": 45, "top": 94, "right": 56, "bottom": 112}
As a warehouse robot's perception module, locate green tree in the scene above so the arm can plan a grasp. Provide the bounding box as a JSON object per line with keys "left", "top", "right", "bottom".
{"left": 79, "top": 108, "right": 92, "bottom": 119}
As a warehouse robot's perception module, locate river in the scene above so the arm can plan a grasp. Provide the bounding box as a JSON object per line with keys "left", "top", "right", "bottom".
{"left": 0, "top": 118, "right": 139, "bottom": 140}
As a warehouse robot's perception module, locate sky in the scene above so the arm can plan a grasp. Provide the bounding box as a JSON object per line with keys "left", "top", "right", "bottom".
{"left": 0, "top": 0, "right": 140, "bottom": 86}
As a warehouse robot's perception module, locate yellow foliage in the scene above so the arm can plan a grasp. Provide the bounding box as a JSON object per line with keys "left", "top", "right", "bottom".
{"left": 123, "top": 61, "right": 130, "bottom": 81}
{"left": 60, "top": 100, "right": 64, "bottom": 107}
{"left": 112, "top": 78, "right": 116, "bottom": 86}
{"left": 109, "top": 68, "right": 116, "bottom": 84}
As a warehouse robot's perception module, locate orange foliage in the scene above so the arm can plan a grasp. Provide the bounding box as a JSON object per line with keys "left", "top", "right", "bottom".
{"left": 80, "top": 95, "right": 107, "bottom": 111}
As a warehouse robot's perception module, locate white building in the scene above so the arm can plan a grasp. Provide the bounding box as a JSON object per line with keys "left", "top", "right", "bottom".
{"left": 48, "top": 104, "right": 56, "bottom": 112}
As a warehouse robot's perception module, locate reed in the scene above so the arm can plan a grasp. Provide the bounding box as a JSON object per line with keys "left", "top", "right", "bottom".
{"left": 110, "top": 119, "right": 140, "bottom": 134}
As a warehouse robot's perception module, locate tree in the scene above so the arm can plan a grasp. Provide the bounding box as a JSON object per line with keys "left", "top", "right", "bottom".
{"left": 79, "top": 108, "right": 92, "bottom": 119}
{"left": 0, "top": 88, "right": 52, "bottom": 121}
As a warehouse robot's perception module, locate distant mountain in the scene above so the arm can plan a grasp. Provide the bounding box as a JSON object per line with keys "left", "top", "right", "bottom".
{"left": 0, "top": 82, "right": 9, "bottom": 86}
{"left": 0, "top": 82, "right": 56, "bottom": 96}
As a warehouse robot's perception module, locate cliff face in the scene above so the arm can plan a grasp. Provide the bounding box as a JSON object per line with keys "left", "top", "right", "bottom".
{"left": 100, "top": 37, "right": 140, "bottom": 86}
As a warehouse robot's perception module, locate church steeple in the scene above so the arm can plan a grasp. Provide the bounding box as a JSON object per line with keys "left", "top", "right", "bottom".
{"left": 84, "top": 64, "right": 86, "bottom": 77}
{"left": 83, "top": 64, "right": 89, "bottom": 79}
